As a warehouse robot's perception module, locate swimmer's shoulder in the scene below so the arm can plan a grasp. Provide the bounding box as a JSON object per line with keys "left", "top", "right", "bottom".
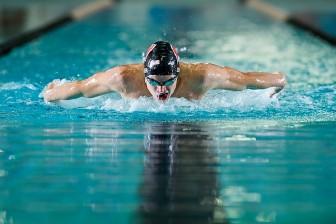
{"left": 180, "top": 62, "right": 210, "bottom": 76}
{"left": 101, "top": 64, "right": 144, "bottom": 93}
{"left": 106, "top": 64, "right": 148, "bottom": 97}
{"left": 106, "top": 64, "right": 143, "bottom": 75}
{"left": 180, "top": 62, "right": 210, "bottom": 83}
{"left": 105, "top": 64, "right": 144, "bottom": 81}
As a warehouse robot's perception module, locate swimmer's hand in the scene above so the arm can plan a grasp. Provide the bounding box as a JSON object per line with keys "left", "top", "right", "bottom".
{"left": 43, "top": 80, "right": 60, "bottom": 102}
{"left": 43, "top": 79, "right": 81, "bottom": 102}
{"left": 270, "top": 72, "right": 286, "bottom": 98}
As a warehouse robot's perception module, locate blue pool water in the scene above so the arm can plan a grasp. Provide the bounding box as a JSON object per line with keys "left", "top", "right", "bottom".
{"left": 0, "top": 0, "right": 336, "bottom": 223}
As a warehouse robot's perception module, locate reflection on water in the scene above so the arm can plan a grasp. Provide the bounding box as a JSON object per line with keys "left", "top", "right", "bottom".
{"left": 139, "top": 123, "right": 227, "bottom": 223}
{"left": 0, "top": 120, "right": 335, "bottom": 223}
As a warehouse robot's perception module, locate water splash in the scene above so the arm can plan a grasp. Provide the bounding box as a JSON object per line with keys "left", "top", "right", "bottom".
{"left": 0, "top": 82, "right": 37, "bottom": 91}
{"left": 48, "top": 87, "right": 279, "bottom": 113}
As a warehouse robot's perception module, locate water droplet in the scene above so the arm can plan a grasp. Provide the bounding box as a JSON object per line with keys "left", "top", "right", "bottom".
{"left": 0, "top": 170, "right": 7, "bottom": 177}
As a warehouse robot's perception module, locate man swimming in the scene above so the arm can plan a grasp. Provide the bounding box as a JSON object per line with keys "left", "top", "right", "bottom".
{"left": 43, "top": 41, "right": 286, "bottom": 102}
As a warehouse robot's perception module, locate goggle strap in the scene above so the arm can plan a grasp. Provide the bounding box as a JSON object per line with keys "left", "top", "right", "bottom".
{"left": 144, "top": 44, "right": 157, "bottom": 62}
{"left": 170, "top": 44, "right": 180, "bottom": 61}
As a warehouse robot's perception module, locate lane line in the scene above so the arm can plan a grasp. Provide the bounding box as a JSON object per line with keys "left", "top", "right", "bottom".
{"left": 0, "top": 0, "right": 115, "bottom": 56}
{"left": 245, "top": 0, "right": 289, "bottom": 21}
{"left": 243, "top": 0, "right": 336, "bottom": 46}
{"left": 71, "top": 0, "right": 113, "bottom": 20}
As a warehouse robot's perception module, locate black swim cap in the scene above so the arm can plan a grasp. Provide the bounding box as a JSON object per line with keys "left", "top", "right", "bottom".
{"left": 144, "top": 41, "right": 180, "bottom": 77}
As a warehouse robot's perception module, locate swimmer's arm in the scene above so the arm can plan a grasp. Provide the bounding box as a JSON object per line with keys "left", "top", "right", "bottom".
{"left": 203, "top": 64, "right": 286, "bottom": 92}
{"left": 43, "top": 66, "right": 125, "bottom": 102}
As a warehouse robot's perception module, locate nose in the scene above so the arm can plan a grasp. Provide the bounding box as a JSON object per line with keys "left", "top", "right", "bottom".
{"left": 156, "top": 85, "right": 167, "bottom": 92}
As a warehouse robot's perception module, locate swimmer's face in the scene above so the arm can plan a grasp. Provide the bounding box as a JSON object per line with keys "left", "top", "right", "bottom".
{"left": 145, "top": 74, "right": 178, "bottom": 102}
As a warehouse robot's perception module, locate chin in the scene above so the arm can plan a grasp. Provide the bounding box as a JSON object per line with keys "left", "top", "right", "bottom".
{"left": 155, "top": 95, "right": 170, "bottom": 102}
{"left": 154, "top": 92, "right": 171, "bottom": 102}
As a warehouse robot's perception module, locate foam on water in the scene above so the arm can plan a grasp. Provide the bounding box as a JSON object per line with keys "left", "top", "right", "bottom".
{"left": 38, "top": 79, "right": 278, "bottom": 113}
{"left": 0, "top": 78, "right": 330, "bottom": 122}
{"left": 32, "top": 82, "right": 335, "bottom": 123}
{"left": 224, "top": 135, "right": 257, "bottom": 141}
{"left": 0, "top": 82, "right": 37, "bottom": 91}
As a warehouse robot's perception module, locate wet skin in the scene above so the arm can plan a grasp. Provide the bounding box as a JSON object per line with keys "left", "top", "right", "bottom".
{"left": 43, "top": 62, "right": 286, "bottom": 102}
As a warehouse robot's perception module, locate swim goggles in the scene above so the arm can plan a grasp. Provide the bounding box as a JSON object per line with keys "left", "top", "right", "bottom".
{"left": 145, "top": 76, "right": 177, "bottom": 87}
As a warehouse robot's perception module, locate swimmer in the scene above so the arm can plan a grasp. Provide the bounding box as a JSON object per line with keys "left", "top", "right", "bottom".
{"left": 44, "top": 41, "right": 286, "bottom": 102}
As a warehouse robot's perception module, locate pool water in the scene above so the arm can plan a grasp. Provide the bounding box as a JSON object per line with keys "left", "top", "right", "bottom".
{"left": 0, "top": 0, "right": 336, "bottom": 223}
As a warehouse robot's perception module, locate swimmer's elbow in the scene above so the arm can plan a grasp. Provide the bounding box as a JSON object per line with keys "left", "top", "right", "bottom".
{"left": 78, "top": 66, "right": 128, "bottom": 98}
{"left": 78, "top": 73, "right": 117, "bottom": 98}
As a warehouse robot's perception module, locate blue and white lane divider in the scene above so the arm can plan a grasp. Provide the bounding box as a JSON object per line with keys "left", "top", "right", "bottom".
{"left": 242, "top": 0, "right": 336, "bottom": 46}
{"left": 0, "top": 0, "right": 115, "bottom": 56}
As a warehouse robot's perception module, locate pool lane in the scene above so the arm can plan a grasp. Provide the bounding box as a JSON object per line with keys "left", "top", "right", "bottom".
{"left": 0, "top": 1, "right": 336, "bottom": 224}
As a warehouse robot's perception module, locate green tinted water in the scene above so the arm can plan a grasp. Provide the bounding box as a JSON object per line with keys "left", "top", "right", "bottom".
{"left": 0, "top": 0, "right": 336, "bottom": 223}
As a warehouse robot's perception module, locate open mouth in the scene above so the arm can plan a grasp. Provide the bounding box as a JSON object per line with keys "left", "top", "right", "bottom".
{"left": 157, "top": 91, "right": 169, "bottom": 101}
